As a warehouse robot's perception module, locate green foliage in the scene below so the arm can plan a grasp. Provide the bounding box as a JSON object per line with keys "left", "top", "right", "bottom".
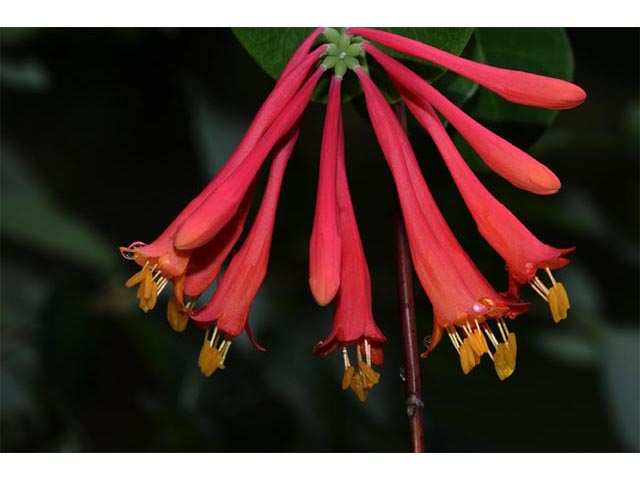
{"left": 232, "top": 27, "right": 474, "bottom": 102}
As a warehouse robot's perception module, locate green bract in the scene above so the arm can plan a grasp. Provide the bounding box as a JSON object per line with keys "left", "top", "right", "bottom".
{"left": 320, "top": 29, "right": 365, "bottom": 79}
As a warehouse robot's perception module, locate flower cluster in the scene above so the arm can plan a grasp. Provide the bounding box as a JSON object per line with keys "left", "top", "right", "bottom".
{"left": 120, "top": 28, "right": 584, "bottom": 400}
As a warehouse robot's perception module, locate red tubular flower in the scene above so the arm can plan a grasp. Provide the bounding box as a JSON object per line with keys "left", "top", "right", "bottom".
{"left": 189, "top": 127, "right": 299, "bottom": 376}
{"left": 313, "top": 87, "right": 386, "bottom": 401}
{"left": 121, "top": 27, "right": 584, "bottom": 385}
{"left": 400, "top": 94, "right": 572, "bottom": 323}
{"left": 120, "top": 42, "right": 325, "bottom": 314}
{"left": 363, "top": 43, "right": 562, "bottom": 195}
{"left": 357, "top": 66, "right": 526, "bottom": 380}
{"left": 173, "top": 67, "right": 324, "bottom": 250}
{"left": 309, "top": 76, "right": 343, "bottom": 306}
{"left": 347, "top": 28, "right": 586, "bottom": 110}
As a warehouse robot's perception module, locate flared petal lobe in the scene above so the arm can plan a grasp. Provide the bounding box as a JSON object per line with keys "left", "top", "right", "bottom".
{"left": 314, "top": 106, "right": 385, "bottom": 356}
{"left": 348, "top": 28, "right": 586, "bottom": 109}
{"left": 313, "top": 104, "right": 385, "bottom": 402}
{"left": 400, "top": 93, "right": 573, "bottom": 285}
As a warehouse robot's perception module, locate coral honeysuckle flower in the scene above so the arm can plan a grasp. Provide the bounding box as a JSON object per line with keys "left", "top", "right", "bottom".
{"left": 363, "top": 43, "right": 562, "bottom": 195}
{"left": 190, "top": 127, "right": 299, "bottom": 376}
{"left": 347, "top": 27, "right": 586, "bottom": 110}
{"left": 313, "top": 83, "right": 386, "bottom": 401}
{"left": 400, "top": 94, "right": 572, "bottom": 323}
{"left": 120, "top": 35, "right": 325, "bottom": 315}
{"left": 357, "top": 66, "right": 527, "bottom": 379}
{"left": 121, "top": 27, "right": 584, "bottom": 387}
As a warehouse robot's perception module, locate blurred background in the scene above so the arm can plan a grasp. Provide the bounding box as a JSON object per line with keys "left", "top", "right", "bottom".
{"left": 1, "top": 27, "right": 638, "bottom": 452}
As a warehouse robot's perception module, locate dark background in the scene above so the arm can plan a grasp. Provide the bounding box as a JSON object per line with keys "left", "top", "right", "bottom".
{"left": 1, "top": 27, "right": 638, "bottom": 452}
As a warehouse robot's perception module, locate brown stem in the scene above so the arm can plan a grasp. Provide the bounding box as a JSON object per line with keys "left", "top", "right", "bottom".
{"left": 393, "top": 102, "right": 425, "bottom": 453}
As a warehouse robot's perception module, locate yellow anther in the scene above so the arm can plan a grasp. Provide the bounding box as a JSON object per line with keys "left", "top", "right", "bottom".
{"left": 198, "top": 328, "right": 230, "bottom": 377}
{"left": 468, "top": 327, "right": 489, "bottom": 357}
{"left": 350, "top": 373, "right": 367, "bottom": 402}
{"left": 338, "top": 343, "right": 381, "bottom": 402}
{"left": 506, "top": 332, "right": 517, "bottom": 362}
{"left": 459, "top": 339, "right": 479, "bottom": 375}
{"left": 125, "top": 268, "right": 147, "bottom": 288}
{"left": 198, "top": 343, "right": 224, "bottom": 377}
{"left": 547, "top": 282, "right": 570, "bottom": 323}
{"left": 342, "top": 366, "right": 355, "bottom": 390}
{"left": 493, "top": 345, "right": 511, "bottom": 381}
{"left": 493, "top": 339, "right": 517, "bottom": 381}
{"left": 167, "top": 295, "right": 189, "bottom": 332}
{"left": 552, "top": 282, "right": 570, "bottom": 322}
{"left": 358, "top": 359, "right": 380, "bottom": 388}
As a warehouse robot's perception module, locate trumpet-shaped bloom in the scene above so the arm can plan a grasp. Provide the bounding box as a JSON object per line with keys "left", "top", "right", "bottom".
{"left": 190, "top": 127, "right": 299, "bottom": 374}
{"left": 400, "top": 94, "right": 572, "bottom": 323}
{"left": 357, "top": 67, "right": 527, "bottom": 379}
{"left": 120, "top": 42, "right": 325, "bottom": 315}
{"left": 120, "top": 27, "right": 584, "bottom": 388}
{"left": 313, "top": 86, "right": 386, "bottom": 400}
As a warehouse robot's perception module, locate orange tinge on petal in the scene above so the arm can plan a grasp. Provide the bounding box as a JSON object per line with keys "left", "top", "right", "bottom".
{"left": 313, "top": 97, "right": 385, "bottom": 402}
{"left": 364, "top": 43, "right": 562, "bottom": 195}
{"left": 189, "top": 126, "right": 299, "bottom": 338}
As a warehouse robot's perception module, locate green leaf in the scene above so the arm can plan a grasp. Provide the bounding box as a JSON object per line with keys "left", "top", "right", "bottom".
{"left": 232, "top": 28, "right": 317, "bottom": 81}
{"left": 232, "top": 27, "right": 474, "bottom": 103}
{"left": 0, "top": 150, "right": 117, "bottom": 273}
{"left": 454, "top": 28, "right": 575, "bottom": 169}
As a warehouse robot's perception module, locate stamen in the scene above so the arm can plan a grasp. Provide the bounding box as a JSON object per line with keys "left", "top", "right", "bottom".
{"left": 529, "top": 280, "right": 549, "bottom": 302}
{"left": 483, "top": 326, "right": 500, "bottom": 349}
{"left": 545, "top": 267, "right": 557, "bottom": 286}
{"left": 342, "top": 346, "right": 351, "bottom": 369}
{"left": 447, "top": 327, "right": 461, "bottom": 351}
{"left": 497, "top": 320, "right": 508, "bottom": 344}
{"left": 342, "top": 366, "right": 355, "bottom": 390}
{"left": 365, "top": 339, "right": 372, "bottom": 367}
{"left": 531, "top": 276, "right": 550, "bottom": 295}
{"left": 501, "top": 319, "right": 511, "bottom": 337}
{"left": 462, "top": 322, "right": 472, "bottom": 337}
{"left": 454, "top": 330, "right": 464, "bottom": 346}
{"left": 156, "top": 278, "right": 169, "bottom": 295}
{"left": 474, "top": 320, "right": 493, "bottom": 360}
{"left": 220, "top": 340, "right": 232, "bottom": 364}
{"left": 198, "top": 328, "right": 232, "bottom": 377}
{"left": 210, "top": 326, "right": 219, "bottom": 347}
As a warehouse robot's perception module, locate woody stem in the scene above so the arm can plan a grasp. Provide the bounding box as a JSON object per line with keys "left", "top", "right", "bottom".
{"left": 393, "top": 101, "right": 425, "bottom": 453}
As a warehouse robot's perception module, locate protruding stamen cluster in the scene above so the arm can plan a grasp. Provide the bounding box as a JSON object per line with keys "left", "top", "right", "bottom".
{"left": 321, "top": 28, "right": 364, "bottom": 78}
{"left": 340, "top": 340, "right": 380, "bottom": 402}
{"left": 529, "top": 267, "right": 570, "bottom": 323}
{"left": 167, "top": 295, "right": 198, "bottom": 332}
{"left": 121, "top": 246, "right": 170, "bottom": 313}
{"left": 198, "top": 327, "right": 232, "bottom": 377}
{"left": 447, "top": 318, "right": 517, "bottom": 380}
